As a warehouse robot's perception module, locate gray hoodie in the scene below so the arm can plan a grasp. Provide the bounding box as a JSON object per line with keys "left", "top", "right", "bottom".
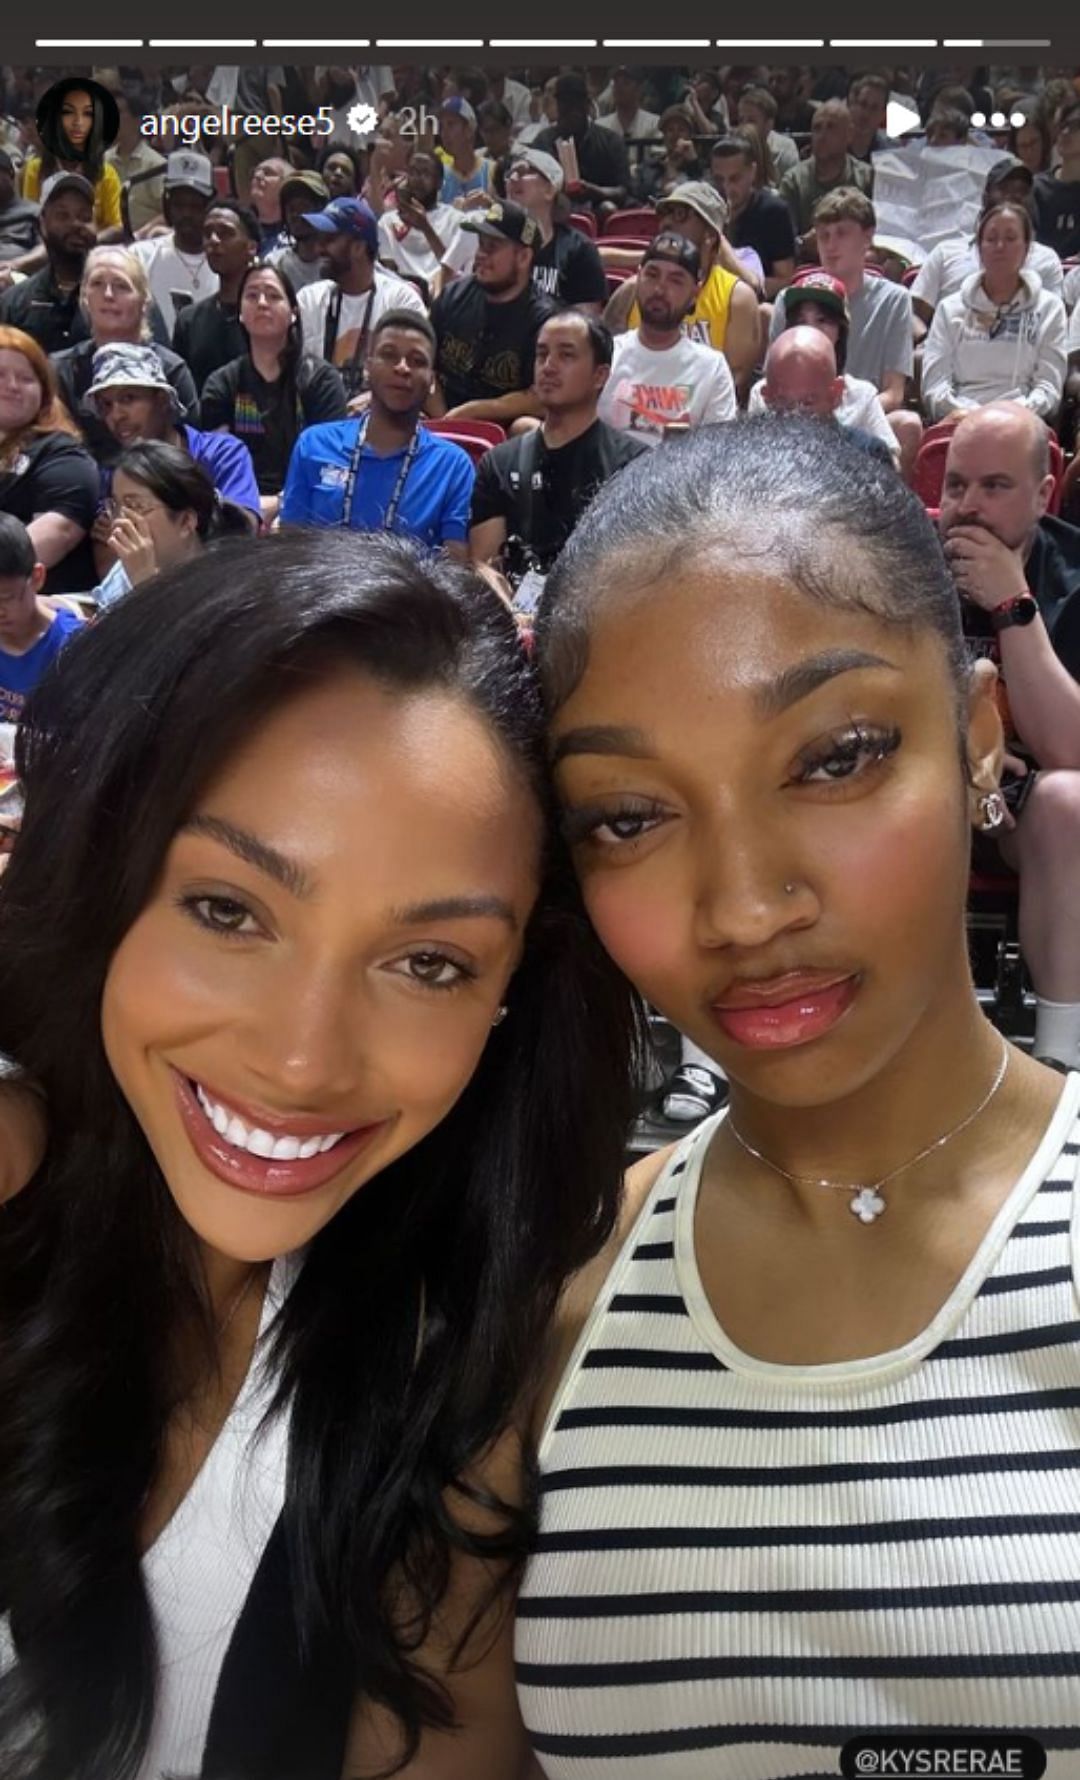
{"left": 922, "top": 266, "right": 1068, "bottom": 421}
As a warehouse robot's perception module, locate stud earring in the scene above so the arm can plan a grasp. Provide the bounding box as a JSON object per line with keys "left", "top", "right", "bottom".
{"left": 783, "top": 882, "right": 798, "bottom": 895}
{"left": 492, "top": 1006, "right": 508, "bottom": 1026}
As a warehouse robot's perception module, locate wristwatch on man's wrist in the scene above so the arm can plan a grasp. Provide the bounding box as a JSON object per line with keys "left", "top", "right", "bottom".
{"left": 989, "top": 595, "right": 1038, "bottom": 632}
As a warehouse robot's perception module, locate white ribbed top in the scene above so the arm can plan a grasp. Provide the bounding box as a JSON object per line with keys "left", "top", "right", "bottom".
{"left": 0, "top": 1253, "right": 297, "bottom": 1780}
{"left": 517, "top": 1074, "right": 1080, "bottom": 1780}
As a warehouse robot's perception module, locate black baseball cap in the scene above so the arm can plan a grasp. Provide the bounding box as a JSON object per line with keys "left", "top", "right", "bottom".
{"left": 461, "top": 198, "right": 539, "bottom": 248}
{"left": 985, "top": 154, "right": 1034, "bottom": 189}
{"left": 641, "top": 231, "right": 702, "bottom": 279}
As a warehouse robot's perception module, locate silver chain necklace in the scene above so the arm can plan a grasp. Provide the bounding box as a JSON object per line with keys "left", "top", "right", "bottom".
{"left": 725, "top": 1034, "right": 1010, "bottom": 1225}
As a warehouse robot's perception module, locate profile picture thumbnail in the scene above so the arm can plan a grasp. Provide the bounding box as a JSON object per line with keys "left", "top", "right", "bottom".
{"left": 35, "top": 76, "right": 120, "bottom": 167}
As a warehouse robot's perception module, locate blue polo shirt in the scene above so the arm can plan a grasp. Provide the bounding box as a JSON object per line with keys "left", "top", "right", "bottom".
{"left": 280, "top": 420, "right": 474, "bottom": 547}
{"left": 0, "top": 609, "right": 83, "bottom": 723}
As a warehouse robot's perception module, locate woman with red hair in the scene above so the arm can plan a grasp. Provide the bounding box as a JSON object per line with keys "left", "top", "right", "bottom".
{"left": 0, "top": 325, "right": 99, "bottom": 591}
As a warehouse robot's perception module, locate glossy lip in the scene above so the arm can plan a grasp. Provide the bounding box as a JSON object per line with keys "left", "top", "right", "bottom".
{"left": 171, "top": 1068, "right": 391, "bottom": 1199}
{"left": 712, "top": 969, "right": 856, "bottom": 1011}
{"left": 709, "top": 974, "right": 860, "bottom": 1051}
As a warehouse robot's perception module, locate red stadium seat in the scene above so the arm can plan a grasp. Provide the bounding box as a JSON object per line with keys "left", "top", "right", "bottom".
{"left": 597, "top": 237, "right": 650, "bottom": 253}
{"left": 569, "top": 211, "right": 598, "bottom": 239}
{"left": 913, "top": 436, "right": 951, "bottom": 508}
{"left": 601, "top": 207, "right": 659, "bottom": 240}
{"left": 423, "top": 418, "right": 506, "bottom": 464}
{"left": 605, "top": 268, "right": 632, "bottom": 294}
{"left": 902, "top": 265, "right": 921, "bottom": 287}
{"left": 213, "top": 165, "right": 231, "bottom": 198}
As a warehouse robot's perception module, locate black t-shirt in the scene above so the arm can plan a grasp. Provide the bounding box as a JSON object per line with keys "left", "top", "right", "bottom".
{"left": 1032, "top": 174, "right": 1080, "bottom": 260}
{"left": 50, "top": 339, "right": 199, "bottom": 465}
{"left": 532, "top": 124, "right": 630, "bottom": 204}
{"left": 0, "top": 266, "right": 86, "bottom": 355}
{"left": 172, "top": 295, "right": 247, "bottom": 392}
{"left": 199, "top": 354, "right": 348, "bottom": 494}
{"left": 531, "top": 225, "right": 607, "bottom": 309}
{"left": 470, "top": 418, "right": 649, "bottom": 572}
{"left": 961, "top": 517, "right": 1080, "bottom": 761}
{"left": 431, "top": 278, "right": 555, "bottom": 411}
{"left": 0, "top": 432, "right": 99, "bottom": 593}
{"left": 729, "top": 189, "right": 797, "bottom": 276}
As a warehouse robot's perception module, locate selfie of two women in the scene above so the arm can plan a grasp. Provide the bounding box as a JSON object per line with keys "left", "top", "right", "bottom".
{"left": 0, "top": 414, "right": 1076, "bottom": 1779}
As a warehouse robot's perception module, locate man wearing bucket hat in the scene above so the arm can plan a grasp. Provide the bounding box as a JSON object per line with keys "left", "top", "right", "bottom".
{"left": 604, "top": 180, "right": 761, "bottom": 389}
{"left": 86, "top": 343, "right": 260, "bottom": 523}
{"left": 429, "top": 198, "right": 554, "bottom": 424}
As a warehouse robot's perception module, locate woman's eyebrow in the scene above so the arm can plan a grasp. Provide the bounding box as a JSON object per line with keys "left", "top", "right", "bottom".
{"left": 753, "top": 648, "right": 901, "bottom": 719}
{"left": 178, "top": 814, "right": 313, "bottom": 899}
{"left": 551, "top": 725, "right": 656, "bottom": 767}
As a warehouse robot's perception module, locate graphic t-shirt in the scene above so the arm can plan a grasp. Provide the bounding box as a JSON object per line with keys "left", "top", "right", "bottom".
{"left": 377, "top": 202, "right": 464, "bottom": 288}
{"left": 132, "top": 234, "right": 220, "bottom": 337}
{"left": 0, "top": 608, "right": 83, "bottom": 722}
{"left": 530, "top": 226, "right": 607, "bottom": 309}
{"left": 598, "top": 330, "right": 737, "bottom": 444}
{"left": 431, "top": 279, "right": 555, "bottom": 410}
{"left": 199, "top": 356, "right": 347, "bottom": 494}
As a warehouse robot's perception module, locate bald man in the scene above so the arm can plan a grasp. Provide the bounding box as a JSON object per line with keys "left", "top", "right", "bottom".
{"left": 940, "top": 401, "right": 1080, "bottom": 1070}
{"left": 760, "top": 327, "right": 897, "bottom": 464}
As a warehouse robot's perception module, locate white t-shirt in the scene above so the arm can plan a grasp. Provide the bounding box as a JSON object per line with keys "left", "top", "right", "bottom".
{"left": 598, "top": 330, "right": 737, "bottom": 445}
{"left": 377, "top": 203, "right": 464, "bottom": 287}
{"left": 297, "top": 271, "right": 426, "bottom": 371}
{"left": 913, "top": 236, "right": 1064, "bottom": 309}
{"left": 748, "top": 371, "right": 900, "bottom": 461}
{"left": 1068, "top": 296, "right": 1079, "bottom": 356}
{"left": 597, "top": 107, "right": 661, "bottom": 140}
{"left": 1065, "top": 263, "right": 1080, "bottom": 314}
{"left": 132, "top": 234, "right": 219, "bottom": 336}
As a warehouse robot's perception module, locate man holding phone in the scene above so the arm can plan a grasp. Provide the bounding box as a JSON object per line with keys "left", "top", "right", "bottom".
{"left": 940, "top": 402, "right": 1080, "bottom": 1073}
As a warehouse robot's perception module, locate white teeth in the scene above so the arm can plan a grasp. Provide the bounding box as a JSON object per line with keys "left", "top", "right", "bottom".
{"left": 192, "top": 1081, "right": 348, "bottom": 1162}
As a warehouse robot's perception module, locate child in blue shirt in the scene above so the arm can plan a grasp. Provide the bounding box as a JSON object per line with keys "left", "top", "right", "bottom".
{"left": 0, "top": 515, "right": 83, "bottom": 725}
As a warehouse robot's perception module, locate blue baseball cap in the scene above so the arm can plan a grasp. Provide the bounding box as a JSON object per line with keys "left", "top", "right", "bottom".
{"left": 301, "top": 195, "right": 378, "bottom": 251}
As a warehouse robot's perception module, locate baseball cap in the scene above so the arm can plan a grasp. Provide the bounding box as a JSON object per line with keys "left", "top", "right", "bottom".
{"left": 280, "top": 169, "right": 330, "bottom": 205}
{"left": 461, "top": 199, "right": 540, "bottom": 248}
{"left": 301, "top": 196, "right": 379, "bottom": 252}
{"left": 641, "top": 231, "right": 702, "bottom": 279}
{"left": 507, "top": 145, "right": 564, "bottom": 192}
{"left": 164, "top": 151, "right": 215, "bottom": 197}
{"left": 440, "top": 95, "right": 477, "bottom": 128}
{"left": 40, "top": 170, "right": 94, "bottom": 206}
{"left": 657, "top": 181, "right": 729, "bottom": 239}
{"left": 780, "top": 268, "right": 851, "bottom": 327}
{"left": 985, "top": 154, "right": 1034, "bottom": 188}
{"left": 85, "top": 343, "right": 183, "bottom": 416}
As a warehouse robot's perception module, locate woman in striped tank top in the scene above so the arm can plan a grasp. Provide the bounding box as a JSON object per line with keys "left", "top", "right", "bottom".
{"left": 511, "top": 415, "right": 1080, "bottom": 1779}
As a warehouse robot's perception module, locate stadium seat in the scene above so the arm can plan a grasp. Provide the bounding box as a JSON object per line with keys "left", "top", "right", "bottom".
{"left": 423, "top": 418, "right": 506, "bottom": 464}
{"left": 569, "top": 211, "right": 598, "bottom": 239}
{"left": 214, "top": 165, "right": 231, "bottom": 198}
{"left": 605, "top": 268, "right": 632, "bottom": 294}
{"left": 602, "top": 207, "right": 659, "bottom": 240}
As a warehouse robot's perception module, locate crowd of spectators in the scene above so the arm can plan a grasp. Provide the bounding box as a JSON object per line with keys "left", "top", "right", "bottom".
{"left": 1, "top": 55, "right": 1079, "bottom": 1106}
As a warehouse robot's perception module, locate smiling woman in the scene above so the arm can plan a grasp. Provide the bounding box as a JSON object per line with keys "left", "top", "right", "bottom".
{"left": 0, "top": 529, "right": 640, "bottom": 1780}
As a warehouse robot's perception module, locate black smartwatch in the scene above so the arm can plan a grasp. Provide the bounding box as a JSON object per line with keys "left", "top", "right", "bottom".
{"left": 989, "top": 596, "right": 1038, "bottom": 632}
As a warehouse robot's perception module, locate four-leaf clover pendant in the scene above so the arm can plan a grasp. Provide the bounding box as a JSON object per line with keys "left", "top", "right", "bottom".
{"left": 850, "top": 1186, "right": 885, "bottom": 1223}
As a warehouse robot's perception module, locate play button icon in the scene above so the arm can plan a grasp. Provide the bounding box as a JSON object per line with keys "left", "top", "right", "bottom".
{"left": 886, "top": 98, "right": 922, "bottom": 138}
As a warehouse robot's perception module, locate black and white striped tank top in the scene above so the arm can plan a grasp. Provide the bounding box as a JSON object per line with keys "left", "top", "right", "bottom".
{"left": 516, "top": 1073, "right": 1080, "bottom": 1779}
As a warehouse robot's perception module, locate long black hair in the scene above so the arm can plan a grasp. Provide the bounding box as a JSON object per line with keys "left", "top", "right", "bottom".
{"left": 0, "top": 530, "right": 643, "bottom": 1779}
{"left": 113, "top": 440, "right": 253, "bottom": 543}
{"left": 236, "top": 258, "right": 304, "bottom": 392}
{"left": 35, "top": 77, "right": 117, "bottom": 183}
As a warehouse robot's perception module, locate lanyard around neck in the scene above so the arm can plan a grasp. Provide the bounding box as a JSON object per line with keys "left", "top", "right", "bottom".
{"left": 341, "top": 416, "right": 421, "bottom": 531}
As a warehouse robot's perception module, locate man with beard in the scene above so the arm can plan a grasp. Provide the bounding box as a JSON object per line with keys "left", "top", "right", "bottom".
{"left": 598, "top": 232, "right": 736, "bottom": 444}
{"left": 469, "top": 310, "right": 648, "bottom": 612}
{"left": 0, "top": 173, "right": 96, "bottom": 354}
{"left": 131, "top": 152, "right": 219, "bottom": 337}
{"left": 296, "top": 197, "right": 424, "bottom": 401}
{"left": 940, "top": 402, "right": 1080, "bottom": 1072}
{"left": 171, "top": 202, "right": 260, "bottom": 392}
{"left": 280, "top": 309, "right": 473, "bottom": 556}
{"left": 377, "top": 151, "right": 464, "bottom": 292}
{"left": 429, "top": 199, "right": 554, "bottom": 425}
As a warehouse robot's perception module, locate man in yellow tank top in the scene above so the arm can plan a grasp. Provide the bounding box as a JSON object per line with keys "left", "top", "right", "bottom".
{"left": 604, "top": 182, "right": 761, "bottom": 390}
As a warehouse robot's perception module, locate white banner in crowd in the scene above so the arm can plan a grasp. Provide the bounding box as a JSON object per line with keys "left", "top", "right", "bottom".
{"left": 869, "top": 142, "right": 1005, "bottom": 267}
